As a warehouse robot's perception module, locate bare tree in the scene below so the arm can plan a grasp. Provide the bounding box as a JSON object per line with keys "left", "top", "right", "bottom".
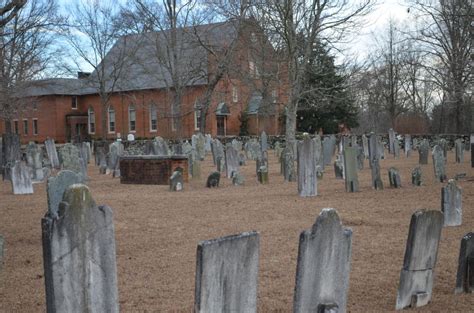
{"left": 0, "top": 0, "right": 26, "bottom": 27}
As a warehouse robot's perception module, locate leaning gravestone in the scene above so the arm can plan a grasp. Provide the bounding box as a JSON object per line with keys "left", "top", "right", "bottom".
{"left": 45, "top": 138, "right": 60, "bottom": 169}
{"left": 343, "top": 147, "right": 359, "bottom": 192}
{"left": 47, "top": 170, "right": 84, "bottom": 217}
{"left": 441, "top": 179, "right": 462, "bottom": 227}
{"left": 169, "top": 170, "right": 183, "bottom": 191}
{"left": 297, "top": 136, "right": 317, "bottom": 197}
{"left": 371, "top": 159, "right": 383, "bottom": 190}
{"left": 195, "top": 231, "right": 259, "bottom": 313}
{"left": 11, "top": 161, "right": 33, "bottom": 195}
{"left": 225, "top": 146, "right": 240, "bottom": 179}
{"left": 454, "top": 232, "right": 474, "bottom": 294}
{"left": 411, "top": 167, "right": 422, "bottom": 186}
{"left": 455, "top": 139, "right": 464, "bottom": 163}
{"left": 26, "top": 142, "right": 44, "bottom": 181}
{"left": 432, "top": 145, "right": 447, "bottom": 182}
{"left": 42, "top": 184, "right": 119, "bottom": 313}
{"left": 388, "top": 167, "right": 401, "bottom": 188}
{"left": 293, "top": 208, "right": 352, "bottom": 313}
{"left": 396, "top": 210, "right": 443, "bottom": 310}
{"left": 2, "top": 133, "right": 21, "bottom": 180}
{"left": 419, "top": 140, "right": 429, "bottom": 165}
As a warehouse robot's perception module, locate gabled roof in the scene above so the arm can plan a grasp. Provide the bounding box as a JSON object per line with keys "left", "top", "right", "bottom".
{"left": 20, "top": 78, "right": 84, "bottom": 97}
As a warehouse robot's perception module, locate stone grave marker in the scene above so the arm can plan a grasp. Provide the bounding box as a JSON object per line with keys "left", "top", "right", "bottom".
{"left": 454, "top": 232, "right": 474, "bottom": 294}
{"left": 190, "top": 151, "right": 201, "bottom": 179}
{"left": 389, "top": 128, "right": 396, "bottom": 154}
{"left": 297, "top": 136, "right": 317, "bottom": 196}
{"left": 371, "top": 158, "right": 383, "bottom": 190}
{"left": 153, "top": 136, "right": 170, "bottom": 156}
{"left": 388, "top": 167, "right": 401, "bottom": 188}
{"left": 96, "top": 147, "right": 107, "bottom": 174}
{"left": 238, "top": 153, "right": 246, "bottom": 166}
{"left": 322, "top": 136, "right": 335, "bottom": 166}
{"left": 356, "top": 145, "right": 364, "bottom": 170}
{"left": 169, "top": 170, "right": 183, "bottom": 191}
{"left": 260, "top": 131, "right": 268, "bottom": 152}
{"left": 441, "top": 179, "right": 462, "bottom": 227}
{"left": 396, "top": 210, "right": 443, "bottom": 310}
{"left": 412, "top": 138, "right": 418, "bottom": 150}
{"left": 314, "top": 135, "right": 323, "bottom": 169}
{"left": 343, "top": 147, "right": 359, "bottom": 192}
{"left": 59, "top": 143, "right": 82, "bottom": 174}
{"left": 204, "top": 134, "right": 212, "bottom": 152}
{"left": 362, "top": 134, "right": 369, "bottom": 159}
{"left": 393, "top": 138, "right": 400, "bottom": 158}
{"left": 182, "top": 141, "right": 192, "bottom": 156}
{"left": 11, "top": 161, "right": 33, "bottom": 195}
{"left": 108, "top": 141, "right": 124, "bottom": 178}
{"left": 334, "top": 156, "right": 344, "bottom": 180}
{"left": 411, "top": 167, "right": 422, "bottom": 186}
{"left": 45, "top": 138, "right": 60, "bottom": 169}
{"left": 232, "top": 139, "right": 242, "bottom": 152}
{"left": 282, "top": 147, "right": 296, "bottom": 182}
{"left": 231, "top": 171, "right": 244, "bottom": 186}
{"left": 405, "top": 135, "right": 412, "bottom": 157}
{"left": 194, "top": 133, "right": 206, "bottom": 160}
{"left": 377, "top": 135, "right": 385, "bottom": 159}
{"left": 432, "top": 145, "right": 447, "bottom": 182}
{"left": 194, "top": 231, "right": 259, "bottom": 313}
{"left": 42, "top": 184, "right": 119, "bottom": 313}
{"left": 206, "top": 172, "right": 220, "bottom": 188}
{"left": 293, "top": 209, "right": 352, "bottom": 313}
{"left": 257, "top": 165, "right": 268, "bottom": 184}
{"left": 26, "top": 142, "right": 44, "bottom": 182}
{"left": 455, "top": 139, "right": 464, "bottom": 163}
{"left": 274, "top": 141, "right": 282, "bottom": 159}
{"left": 438, "top": 138, "right": 448, "bottom": 161}
{"left": 47, "top": 170, "right": 84, "bottom": 217}
{"left": 419, "top": 140, "right": 430, "bottom": 165}
{"left": 225, "top": 146, "right": 239, "bottom": 179}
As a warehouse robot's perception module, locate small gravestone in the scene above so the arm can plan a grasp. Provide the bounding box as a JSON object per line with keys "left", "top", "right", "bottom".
{"left": 334, "top": 156, "right": 344, "bottom": 180}
{"left": 42, "top": 184, "right": 119, "bottom": 313}
{"left": 455, "top": 232, "right": 474, "bottom": 294}
{"left": 256, "top": 151, "right": 268, "bottom": 175}
{"left": 293, "top": 209, "right": 352, "bottom": 313}
{"left": 47, "top": 170, "right": 84, "bottom": 217}
{"left": 432, "top": 145, "right": 447, "bottom": 182}
{"left": 45, "top": 138, "right": 60, "bottom": 169}
{"left": 169, "top": 170, "right": 183, "bottom": 191}
{"left": 455, "top": 139, "right": 464, "bottom": 163}
{"left": 152, "top": 136, "right": 170, "bottom": 156}
{"left": 438, "top": 138, "right": 448, "bottom": 161}
{"left": 225, "top": 146, "right": 239, "bottom": 179}
{"left": 195, "top": 231, "right": 259, "bottom": 313}
{"left": 257, "top": 165, "right": 268, "bottom": 184}
{"left": 0, "top": 234, "right": 4, "bottom": 272}
{"left": 26, "top": 142, "right": 44, "bottom": 181}
{"left": 11, "top": 161, "right": 33, "bottom": 195}
{"left": 388, "top": 167, "right": 401, "bottom": 188}
{"left": 441, "top": 179, "right": 462, "bottom": 227}
{"left": 371, "top": 159, "right": 383, "bottom": 190}
{"left": 411, "top": 167, "right": 422, "bottom": 186}
{"left": 274, "top": 141, "right": 282, "bottom": 159}
{"left": 343, "top": 147, "right": 359, "bottom": 192}
{"left": 419, "top": 140, "right": 429, "bottom": 165}
{"left": 297, "top": 136, "right": 317, "bottom": 196}
{"left": 362, "top": 134, "right": 369, "bottom": 159}
{"left": 206, "top": 172, "right": 220, "bottom": 188}
{"left": 405, "top": 135, "right": 412, "bottom": 157}
{"left": 396, "top": 210, "right": 443, "bottom": 310}
{"left": 231, "top": 171, "right": 244, "bottom": 186}
{"left": 59, "top": 143, "right": 82, "bottom": 174}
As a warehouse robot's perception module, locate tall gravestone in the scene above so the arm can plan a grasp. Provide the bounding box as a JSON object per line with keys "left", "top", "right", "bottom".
{"left": 393, "top": 138, "right": 400, "bottom": 158}
{"left": 343, "top": 147, "right": 359, "bottom": 192}
{"left": 405, "top": 135, "right": 412, "bottom": 157}
{"left": 454, "top": 232, "right": 474, "bottom": 294}
{"left": 194, "top": 231, "right": 259, "bottom": 313}
{"left": 26, "top": 142, "right": 44, "bottom": 181}
{"left": 45, "top": 138, "right": 60, "bottom": 169}
{"left": 194, "top": 133, "right": 206, "bottom": 160}
{"left": 297, "top": 136, "right": 317, "bottom": 197}
{"left": 322, "top": 136, "right": 334, "bottom": 166}
{"left": 47, "top": 170, "right": 84, "bottom": 217}
{"left": 441, "top": 179, "right": 462, "bottom": 227}
{"left": 396, "top": 210, "right": 443, "bottom": 310}
{"left": 260, "top": 131, "right": 268, "bottom": 152}
{"left": 362, "top": 134, "right": 369, "bottom": 159}
{"left": 371, "top": 159, "right": 383, "bottom": 190}
{"left": 419, "top": 140, "right": 429, "bottom": 165}
{"left": 11, "top": 161, "right": 34, "bottom": 195}
{"left": 455, "top": 139, "right": 464, "bottom": 163}
{"left": 314, "top": 135, "right": 323, "bottom": 169}
{"left": 204, "top": 134, "right": 212, "bottom": 153}
{"left": 389, "top": 128, "right": 396, "bottom": 154}
{"left": 293, "top": 209, "right": 352, "bottom": 313}
{"left": 2, "top": 133, "right": 20, "bottom": 180}
{"left": 225, "top": 146, "right": 239, "bottom": 179}
{"left": 108, "top": 141, "right": 124, "bottom": 177}
{"left": 42, "top": 184, "right": 119, "bottom": 313}
{"left": 438, "top": 138, "right": 448, "bottom": 162}
{"left": 432, "top": 145, "right": 447, "bottom": 182}
{"left": 212, "top": 139, "right": 225, "bottom": 172}
{"left": 377, "top": 135, "right": 385, "bottom": 160}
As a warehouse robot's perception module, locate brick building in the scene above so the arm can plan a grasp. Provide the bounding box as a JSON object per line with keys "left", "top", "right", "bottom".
{"left": 0, "top": 19, "right": 286, "bottom": 144}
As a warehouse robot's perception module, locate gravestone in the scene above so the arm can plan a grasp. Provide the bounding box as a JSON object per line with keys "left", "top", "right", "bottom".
{"left": 205, "top": 134, "right": 212, "bottom": 152}
{"left": 195, "top": 231, "right": 259, "bottom": 313}
{"left": 314, "top": 135, "right": 323, "bottom": 169}
{"left": 351, "top": 135, "right": 357, "bottom": 147}
{"left": 322, "top": 136, "right": 335, "bottom": 166}
{"left": 169, "top": 170, "right": 184, "bottom": 191}
{"left": 334, "top": 156, "right": 344, "bottom": 180}
{"left": 2, "top": 133, "right": 21, "bottom": 180}
{"left": 356, "top": 146, "right": 364, "bottom": 170}
{"left": 371, "top": 159, "right": 383, "bottom": 190}
{"left": 192, "top": 133, "right": 206, "bottom": 160}
{"left": 212, "top": 139, "right": 224, "bottom": 169}
{"left": 454, "top": 232, "right": 474, "bottom": 294}
{"left": 232, "top": 139, "right": 242, "bottom": 152}
{"left": 432, "top": 145, "right": 447, "bottom": 182}
{"left": 45, "top": 138, "right": 60, "bottom": 169}
{"left": 441, "top": 179, "right": 462, "bottom": 227}
{"left": 96, "top": 147, "right": 107, "bottom": 174}
{"left": 182, "top": 141, "right": 192, "bottom": 156}
{"left": 231, "top": 171, "right": 244, "bottom": 186}
{"left": 225, "top": 146, "right": 239, "bottom": 179}
{"left": 393, "top": 138, "right": 400, "bottom": 158}
{"left": 42, "top": 184, "right": 119, "bottom": 313}
{"left": 388, "top": 167, "right": 401, "bottom": 188}
{"left": 362, "top": 134, "right": 369, "bottom": 159}
{"left": 419, "top": 140, "right": 429, "bottom": 165}
{"left": 389, "top": 128, "right": 396, "bottom": 154}
{"left": 396, "top": 210, "right": 443, "bottom": 310}
{"left": 238, "top": 153, "right": 246, "bottom": 166}
{"left": 377, "top": 135, "right": 385, "bottom": 159}
{"left": 256, "top": 151, "right": 268, "bottom": 175}
{"left": 405, "top": 135, "right": 412, "bottom": 157}
{"left": 297, "top": 136, "right": 317, "bottom": 197}
{"left": 293, "top": 209, "right": 352, "bottom": 313}
{"left": 282, "top": 147, "right": 296, "bottom": 182}
{"left": 343, "top": 147, "right": 359, "bottom": 192}
{"left": 152, "top": 136, "right": 170, "bottom": 156}
{"left": 411, "top": 167, "right": 422, "bottom": 186}
{"left": 108, "top": 141, "right": 124, "bottom": 178}
{"left": 438, "top": 138, "right": 448, "bottom": 161}
{"left": 77, "top": 142, "right": 90, "bottom": 164}
{"left": 274, "top": 141, "right": 282, "bottom": 159}
{"left": 47, "top": 170, "right": 84, "bottom": 217}
{"left": 257, "top": 165, "right": 268, "bottom": 184}
{"left": 455, "top": 139, "right": 464, "bottom": 163}
{"left": 246, "top": 139, "right": 260, "bottom": 161}
{"left": 206, "top": 172, "right": 220, "bottom": 188}
{"left": 26, "top": 142, "right": 44, "bottom": 181}
{"left": 260, "top": 131, "right": 268, "bottom": 152}
{"left": 11, "top": 161, "right": 33, "bottom": 195}
{"left": 59, "top": 143, "right": 82, "bottom": 174}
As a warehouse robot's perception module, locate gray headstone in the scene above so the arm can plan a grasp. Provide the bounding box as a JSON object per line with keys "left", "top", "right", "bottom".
{"left": 225, "top": 146, "right": 240, "bottom": 179}
{"left": 45, "top": 138, "right": 60, "bottom": 169}
{"left": 411, "top": 166, "right": 422, "bottom": 186}
{"left": 412, "top": 138, "right": 418, "bottom": 150}
{"left": 190, "top": 151, "right": 201, "bottom": 179}
{"left": 194, "top": 133, "right": 206, "bottom": 160}
{"left": 455, "top": 139, "right": 464, "bottom": 163}
{"left": 389, "top": 128, "right": 396, "bottom": 153}
{"left": 59, "top": 143, "right": 82, "bottom": 174}
{"left": 334, "top": 156, "right": 344, "bottom": 180}
{"left": 393, "top": 138, "right": 400, "bottom": 158}
{"left": 368, "top": 133, "right": 381, "bottom": 168}
{"left": 441, "top": 179, "right": 462, "bottom": 227}
{"left": 195, "top": 231, "right": 259, "bottom": 313}
{"left": 438, "top": 138, "right": 448, "bottom": 161}
{"left": 362, "top": 134, "right": 369, "bottom": 159}
{"left": 257, "top": 165, "right": 268, "bottom": 184}
{"left": 314, "top": 135, "right": 323, "bottom": 169}
{"left": 371, "top": 158, "right": 383, "bottom": 190}
{"left": 169, "top": 170, "right": 184, "bottom": 191}
{"left": 231, "top": 171, "right": 244, "bottom": 186}
{"left": 232, "top": 139, "right": 243, "bottom": 152}
{"left": 204, "top": 134, "right": 212, "bottom": 152}
{"left": 405, "top": 135, "right": 412, "bottom": 157}
{"left": 395, "top": 210, "right": 443, "bottom": 310}
{"left": 152, "top": 136, "right": 170, "bottom": 156}
{"left": 432, "top": 145, "right": 447, "bottom": 182}
{"left": 377, "top": 135, "right": 385, "bottom": 160}
{"left": 211, "top": 139, "right": 224, "bottom": 168}
{"left": 356, "top": 145, "right": 364, "bottom": 170}
{"left": 42, "top": 184, "right": 119, "bottom": 313}
{"left": 388, "top": 167, "right": 401, "bottom": 188}
{"left": 419, "top": 140, "right": 429, "bottom": 165}
{"left": 260, "top": 131, "right": 268, "bottom": 152}
{"left": 293, "top": 209, "right": 352, "bottom": 313}
{"left": 455, "top": 232, "right": 474, "bottom": 294}
{"left": 343, "top": 147, "right": 359, "bottom": 192}
{"left": 238, "top": 153, "right": 246, "bottom": 166}
{"left": 47, "top": 170, "right": 84, "bottom": 217}
{"left": 26, "top": 142, "right": 44, "bottom": 181}
{"left": 297, "top": 136, "right": 317, "bottom": 197}
{"left": 11, "top": 161, "right": 33, "bottom": 195}
{"left": 322, "top": 136, "right": 335, "bottom": 166}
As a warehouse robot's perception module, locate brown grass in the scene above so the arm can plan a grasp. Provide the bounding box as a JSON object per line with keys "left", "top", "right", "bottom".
{"left": 0, "top": 149, "right": 473, "bottom": 312}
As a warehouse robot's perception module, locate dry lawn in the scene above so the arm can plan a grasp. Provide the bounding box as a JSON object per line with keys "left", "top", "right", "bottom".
{"left": 0, "top": 149, "right": 473, "bottom": 312}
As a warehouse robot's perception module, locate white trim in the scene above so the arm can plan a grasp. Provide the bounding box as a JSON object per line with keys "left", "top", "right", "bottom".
{"left": 128, "top": 104, "right": 136, "bottom": 132}
{"left": 71, "top": 96, "right": 78, "bottom": 110}
{"left": 108, "top": 106, "right": 116, "bottom": 133}
{"left": 194, "top": 110, "right": 201, "bottom": 131}
{"left": 32, "top": 118, "right": 38, "bottom": 136}
{"left": 88, "top": 107, "right": 96, "bottom": 134}
{"left": 22, "top": 118, "right": 28, "bottom": 135}
{"left": 149, "top": 104, "right": 158, "bottom": 132}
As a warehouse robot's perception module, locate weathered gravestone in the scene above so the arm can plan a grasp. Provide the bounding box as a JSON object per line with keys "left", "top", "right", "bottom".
{"left": 395, "top": 210, "right": 443, "bottom": 310}
{"left": 26, "top": 142, "right": 44, "bottom": 181}
{"left": 388, "top": 167, "right": 402, "bottom": 188}
{"left": 231, "top": 171, "right": 244, "bottom": 186}
{"left": 419, "top": 140, "right": 429, "bottom": 165}
{"left": 412, "top": 138, "right": 418, "bottom": 150}
{"left": 389, "top": 128, "right": 396, "bottom": 154}
{"left": 455, "top": 139, "right": 464, "bottom": 163}
{"left": 371, "top": 158, "right": 384, "bottom": 190}
{"left": 293, "top": 208, "right": 352, "bottom": 313}
{"left": 47, "top": 170, "right": 84, "bottom": 217}
{"left": 281, "top": 146, "right": 297, "bottom": 182}
{"left": 59, "top": 143, "right": 82, "bottom": 175}
{"left": 2, "top": 133, "right": 20, "bottom": 180}
{"left": 356, "top": 146, "right": 364, "bottom": 170}
{"left": 45, "top": 138, "right": 60, "bottom": 169}
{"left": 260, "top": 131, "right": 268, "bottom": 152}
{"left": 77, "top": 142, "right": 91, "bottom": 164}
{"left": 11, "top": 161, "right": 33, "bottom": 195}
{"left": 432, "top": 145, "right": 447, "bottom": 182}
{"left": 257, "top": 165, "right": 268, "bottom": 184}
{"left": 205, "top": 134, "right": 212, "bottom": 152}
{"left": 192, "top": 133, "right": 206, "bottom": 160}
{"left": 368, "top": 133, "right": 380, "bottom": 169}
{"left": 206, "top": 172, "right": 220, "bottom": 188}
{"left": 169, "top": 170, "right": 184, "bottom": 191}
{"left": 393, "top": 138, "right": 400, "bottom": 158}
{"left": 256, "top": 151, "right": 268, "bottom": 175}
{"left": 232, "top": 139, "right": 242, "bottom": 152}
{"left": 108, "top": 141, "right": 124, "bottom": 177}
{"left": 42, "top": 184, "right": 119, "bottom": 313}
{"left": 211, "top": 139, "right": 224, "bottom": 170}
{"left": 334, "top": 156, "right": 344, "bottom": 180}
{"left": 225, "top": 146, "right": 240, "bottom": 179}
{"left": 152, "top": 136, "right": 170, "bottom": 156}
{"left": 238, "top": 153, "right": 246, "bottom": 166}
{"left": 438, "top": 138, "right": 448, "bottom": 162}
{"left": 322, "top": 136, "right": 336, "bottom": 166}
{"left": 362, "top": 134, "right": 369, "bottom": 159}
{"left": 441, "top": 179, "right": 462, "bottom": 227}
{"left": 194, "top": 231, "right": 259, "bottom": 313}
{"left": 96, "top": 147, "right": 107, "bottom": 174}
{"left": 182, "top": 141, "right": 192, "bottom": 156}
{"left": 343, "top": 147, "right": 359, "bottom": 192}
{"left": 454, "top": 232, "right": 474, "bottom": 294}
{"left": 377, "top": 135, "right": 385, "bottom": 159}
{"left": 297, "top": 136, "right": 317, "bottom": 197}
{"left": 190, "top": 151, "right": 201, "bottom": 179}
{"left": 411, "top": 167, "right": 422, "bottom": 186}
{"left": 405, "top": 135, "right": 412, "bottom": 157}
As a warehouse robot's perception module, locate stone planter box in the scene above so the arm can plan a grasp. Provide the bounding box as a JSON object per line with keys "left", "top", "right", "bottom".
{"left": 120, "top": 155, "right": 188, "bottom": 185}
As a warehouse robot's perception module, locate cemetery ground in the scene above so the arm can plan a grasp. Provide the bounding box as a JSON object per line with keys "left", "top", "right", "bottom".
{"left": 1, "top": 150, "right": 473, "bottom": 312}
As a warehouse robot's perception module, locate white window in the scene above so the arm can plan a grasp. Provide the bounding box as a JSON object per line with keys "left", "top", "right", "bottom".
{"left": 88, "top": 107, "right": 95, "bottom": 134}
{"left": 71, "top": 96, "right": 78, "bottom": 109}
{"left": 232, "top": 86, "right": 238, "bottom": 103}
{"left": 272, "top": 89, "right": 278, "bottom": 103}
{"left": 23, "top": 119, "right": 28, "bottom": 135}
{"left": 129, "top": 105, "right": 136, "bottom": 132}
{"left": 149, "top": 104, "right": 157, "bottom": 132}
{"left": 108, "top": 106, "right": 115, "bottom": 133}
{"left": 194, "top": 109, "right": 201, "bottom": 130}
{"left": 33, "top": 119, "right": 38, "bottom": 135}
